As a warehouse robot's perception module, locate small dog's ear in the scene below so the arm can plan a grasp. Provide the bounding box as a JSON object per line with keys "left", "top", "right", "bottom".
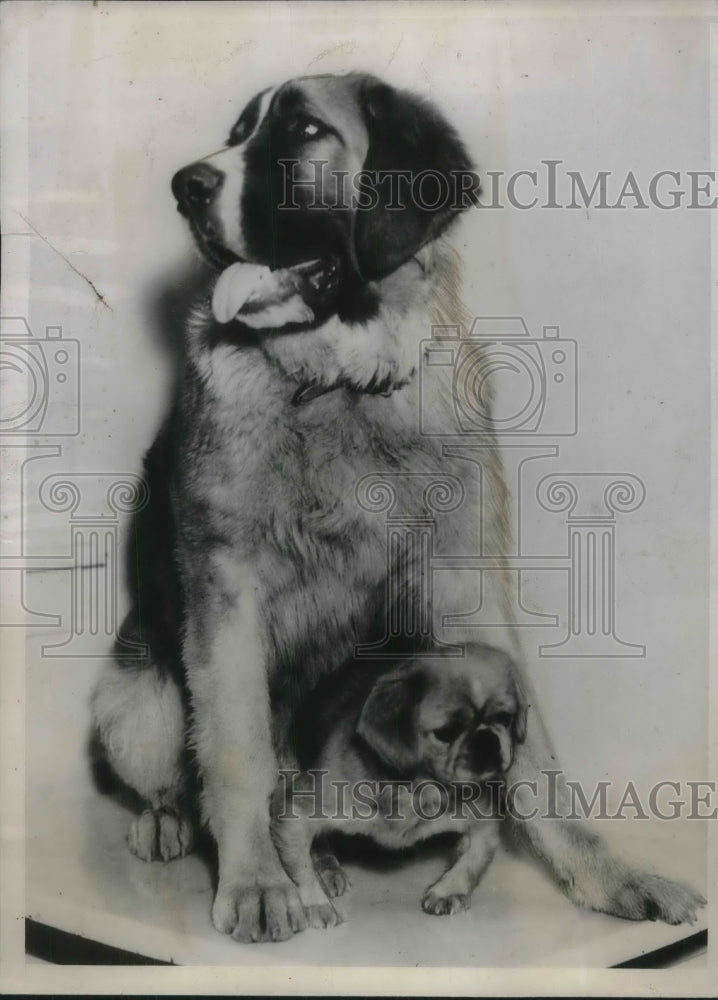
{"left": 513, "top": 703, "right": 528, "bottom": 744}
{"left": 356, "top": 663, "right": 425, "bottom": 772}
{"left": 512, "top": 680, "right": 529, "bottom": 744}
{"left": 354, "top": 76, "right": 479, "bottom": 280}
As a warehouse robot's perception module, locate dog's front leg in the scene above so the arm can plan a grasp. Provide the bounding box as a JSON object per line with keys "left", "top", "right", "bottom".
{"left": 270, "top": 779, "right": 342, "bottom": 930}
{"left": 422, "top": 822, "right": 500, "bottom": 916}
{"left": 183, "top": 555, "right": 307, "bottom": 942}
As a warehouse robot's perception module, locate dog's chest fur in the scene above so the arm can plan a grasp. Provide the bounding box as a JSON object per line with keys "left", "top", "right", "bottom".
{"left": 169, "top": 247, "right": 504, "bottom": 692}
{"left": 175, "top": 253, "right": 458, "bottom": 557}
{"left": 178, "top": 328, "right": 432, "bottom": 553}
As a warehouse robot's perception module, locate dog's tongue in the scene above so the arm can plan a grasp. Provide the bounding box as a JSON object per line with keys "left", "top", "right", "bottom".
{"left": 212, "top": 258, "right": 333, "bottom": 327}
{"left": 212, "top": 262, "right": 271, "bottom": 324}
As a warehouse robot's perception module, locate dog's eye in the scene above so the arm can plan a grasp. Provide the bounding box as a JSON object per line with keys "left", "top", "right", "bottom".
{"left": 492, "top": 712, "right": 513, "bottom": 729}
{"left": 432, "top": 721, "right": 463, "bottom": 744}
{"left": 286, "top": 115, "right": 326, "bottom": 140}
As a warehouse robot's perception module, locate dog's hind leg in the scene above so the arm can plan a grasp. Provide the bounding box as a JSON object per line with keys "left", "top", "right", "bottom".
{"left": 91, "top": 643, "right": 194, "bottom": 863}
{"left": 504, "top": 706, "right": 706, "bottom": 925}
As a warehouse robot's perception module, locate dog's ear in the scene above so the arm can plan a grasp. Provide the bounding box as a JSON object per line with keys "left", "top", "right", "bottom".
{"left": 356, "top": 663, "right": 425, "bottom": 772}
{"left": 353, "top": 77, "right": 479, "bottom": 280}
{"left": 512, "top": 679, "right": 529, "bottom": 744}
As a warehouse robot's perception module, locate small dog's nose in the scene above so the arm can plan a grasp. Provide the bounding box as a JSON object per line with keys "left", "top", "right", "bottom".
{"left": 171, "top": 163, "right": 223, "bottom": 215}
{"left": 469, "top": 728, "right": 501, "bottom": 768}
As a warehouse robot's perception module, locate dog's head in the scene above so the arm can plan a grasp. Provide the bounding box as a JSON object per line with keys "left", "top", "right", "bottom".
{"left": 171, "top": 73, "right": 479, "bottom": 288}
{"left": 355, "top": 647, "right": 528, "bottom": 783}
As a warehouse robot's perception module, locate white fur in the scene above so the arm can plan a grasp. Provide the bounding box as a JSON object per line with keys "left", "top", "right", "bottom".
{"left": 207, "top": 88, "right": 275, "bottom": 259}
{"left": 92, "top": 661, "right": 185, "bottom": 804}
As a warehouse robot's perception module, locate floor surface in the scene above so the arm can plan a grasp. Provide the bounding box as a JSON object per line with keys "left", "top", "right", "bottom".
{"left": 25, "top": 625, "right": 707, "bottom": 968}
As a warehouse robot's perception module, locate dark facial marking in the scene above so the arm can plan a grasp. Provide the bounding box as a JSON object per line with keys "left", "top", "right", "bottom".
{"left": 237, "top": 83, "right": 370, "bottom": 322}
{"left": 273, "top": 87, "right": 344, "bottom": 145}
{"left": 227, "top": 89, "right": 268, "bottom": 146}
{"left": 490, "top": 711, "right": 513, "bottom": 729}
{"left": 432, "top": 716, "right": 465, "bottom": 745}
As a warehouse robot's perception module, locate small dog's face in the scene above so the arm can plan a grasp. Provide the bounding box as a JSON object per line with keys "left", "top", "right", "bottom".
{"left": 170, "top": 72, "right": 478, "bottom": 283}
{"left": 356, "top": 647, "right": 527, "bottom": 783}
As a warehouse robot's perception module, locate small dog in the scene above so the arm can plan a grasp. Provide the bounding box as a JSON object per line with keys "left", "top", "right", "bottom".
{"left": 272, "top": 645, "right": 527, "bottom": 926}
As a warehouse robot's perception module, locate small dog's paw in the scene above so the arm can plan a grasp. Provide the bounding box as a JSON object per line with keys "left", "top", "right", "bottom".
{"left": 212, "top": 880, "right": 307, "bottom": 943}
{"left": 319, "top": 865, "right": 350, "bottom": 899}
{"left": 293, "top": 873, "right": 343, "bottom": 929}
{"left": 305, "top": 900, "right": 342, "bottom": 929}
{"left": 421, "top": 889, "right": 471, "bottom": 916}
{"left": 314, "top": 854, "right": 350, "bottom": 898}
{"left": 606, "top": 872, "right": 706, "bottom": 926}
{"left": 127, "top": 808, "right": 193, "bottom": 862}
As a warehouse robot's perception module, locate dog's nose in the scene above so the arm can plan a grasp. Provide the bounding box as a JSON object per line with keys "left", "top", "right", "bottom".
{"left": 171, "top": 163, "right": 223, "bottom": 215}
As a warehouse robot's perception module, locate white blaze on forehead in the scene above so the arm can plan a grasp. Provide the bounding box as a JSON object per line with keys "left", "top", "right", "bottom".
{"left": 470, "top": 673, "right": 511, "bottom": 714}
{"left": 469, "top": 676, "right": 489, "bottom": 710}
{"left": 205, "top": 87, "right": 276, "bottom": 259}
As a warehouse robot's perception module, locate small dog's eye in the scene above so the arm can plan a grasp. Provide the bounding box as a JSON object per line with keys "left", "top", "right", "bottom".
{"left": 432, "top": 721, "right": 462, "bottom": 744}
{"left": 493, "top": 712, "right": 513, "bottom": 729}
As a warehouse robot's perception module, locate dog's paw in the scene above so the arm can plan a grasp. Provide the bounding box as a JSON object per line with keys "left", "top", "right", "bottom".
{"left": 567, "top": 861, "right": 706, "bottom": 926}
{"left": 421, "top": 889, "right": 471, "bottom": 916}
{"left": 127, "top": 808, "right": 193, "bottom": 862}
{"left": 305, "top": 900, "right": 343, "bottom": 929}
{"left": 604, "top": 872, "right": 706, "bottom": 926}
{"left": 318, "top": 865, "right": 350, "bottom": 899}
{"left": 293, "top": 873, "right": 343, "bottom": 929}
{"left": 211, "top": 880, "right": 308, "bottom": 943}
{"left": 313, "top": 854, "right": 350, "bottom": 898}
